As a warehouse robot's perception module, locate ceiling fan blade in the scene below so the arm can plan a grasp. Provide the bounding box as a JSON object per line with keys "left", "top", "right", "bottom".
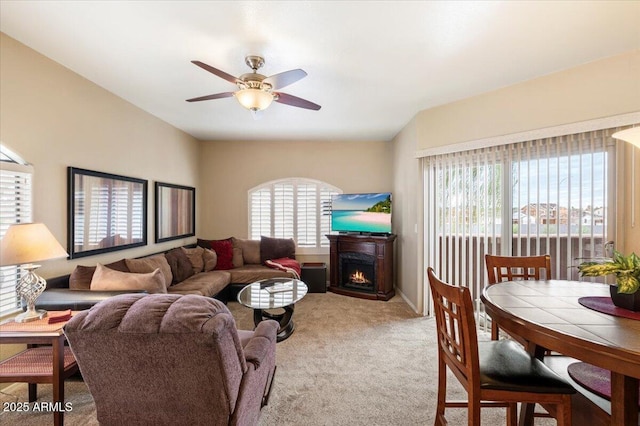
{"left": 263, "top": 69, "right": 307, "bottom": 90}
{"left": 186, "top": 92, "right": 234, "bottom": 102}
{"left": 274, "top": 92, "right": 321, "bottom": 111}
{"left": 191, "top": 60, "right": 238, "bottom": 84}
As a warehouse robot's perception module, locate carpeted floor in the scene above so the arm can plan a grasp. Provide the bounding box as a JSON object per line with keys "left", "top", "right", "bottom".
{"left": 0, "top": 292, "right": 556, "bottom": 425}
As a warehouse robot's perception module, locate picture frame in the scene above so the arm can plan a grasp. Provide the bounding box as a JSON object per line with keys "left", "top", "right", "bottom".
{"left": 68, "top": 167, "right": 148, "bottom": 259}
{"left": 155, "top": 182, "right": 195, "bottom": 243}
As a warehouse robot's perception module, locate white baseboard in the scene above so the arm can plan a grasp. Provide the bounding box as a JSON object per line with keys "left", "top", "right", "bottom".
{"left": 395, "top": 287, "right": 420, "bottom": 315}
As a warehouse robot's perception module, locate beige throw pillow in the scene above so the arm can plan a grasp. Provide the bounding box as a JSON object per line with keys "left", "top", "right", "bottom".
{"left": 69, "top": 259, "right": 130, "bottom": 290}
{"left": 125, "top": 255, "right": 172, "bottom": 289}
{"left": 232, "top": 238, "right": 261, "bottom": 264}
{"left": 181, "top": 246, "right": 205, "bottom": 274}
{"left": 90, "top": 264, "right": 166, "bottom": 294}
{"left": 232, "top": 247, "right": 244, "bottom": 268}
{"left": 202, "top": 248, "right": 217, "bottom": 272}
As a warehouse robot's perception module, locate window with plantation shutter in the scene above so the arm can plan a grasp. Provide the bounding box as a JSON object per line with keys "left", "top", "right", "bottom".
{"left": 249, "top": 178, "right": 341, "bottom": 252}
{"left": 0, "top": 146, "right": 33, "bottom": 317}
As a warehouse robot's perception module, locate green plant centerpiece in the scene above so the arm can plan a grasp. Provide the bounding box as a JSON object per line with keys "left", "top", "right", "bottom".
{"left": 578, "top": 251, "right": 640, "bottom": 293}
{"left": 578, "top": 251, "right": 640, "bottom": 311}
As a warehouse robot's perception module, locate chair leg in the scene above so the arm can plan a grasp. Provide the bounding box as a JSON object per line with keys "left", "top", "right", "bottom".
{"left": 491, "top": 322, "right": 499, "bottom": 340}
{"left": 435, "top": 358, "right": 447, "bottom": 425}
{"left": 506, "top": 403, "right": 517, "bottom": 426}
{"left": 556, "top": 396, "right": 572, "bottom": 426}
{"left": 468, "top": 397, "right": 481, "bottom": 426}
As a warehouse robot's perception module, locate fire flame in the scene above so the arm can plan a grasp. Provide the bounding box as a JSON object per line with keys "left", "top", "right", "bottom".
{"left": 350, "top": 270, "right": 369, "bottom": 284}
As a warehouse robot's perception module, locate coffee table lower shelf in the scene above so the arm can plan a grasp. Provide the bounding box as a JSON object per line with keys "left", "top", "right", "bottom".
{"left": 253, "top": 305, "right": 295, "bottom": 342}
{"left": 237, "top": 278, "right": 308, "bottom": 343}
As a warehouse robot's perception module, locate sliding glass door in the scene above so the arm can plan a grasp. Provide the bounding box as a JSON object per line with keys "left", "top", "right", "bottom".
{"left": 423, "top": 127, "right": 621, "bottom": 318}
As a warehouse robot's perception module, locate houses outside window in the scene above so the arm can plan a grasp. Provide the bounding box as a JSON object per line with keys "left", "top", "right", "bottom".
{"left": 248, "top": 178, "right": 341, "bottom": 252}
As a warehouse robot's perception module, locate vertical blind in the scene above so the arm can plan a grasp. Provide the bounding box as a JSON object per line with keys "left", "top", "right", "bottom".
{"left": 423, "top": 127, "right": 622, "bottom": 320}
{"left": 249, "top": 178, "right": 341, "bottom": 249}
{"left": 0, "top": 163, "right": 33, "bottom": 316}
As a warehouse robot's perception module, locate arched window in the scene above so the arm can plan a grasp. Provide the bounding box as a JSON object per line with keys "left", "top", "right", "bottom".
{"left": 248, "top": 178, "right": 341, "bottom": 251}
{"left": 0, "top": 145, "right": 33, "bottom": 316}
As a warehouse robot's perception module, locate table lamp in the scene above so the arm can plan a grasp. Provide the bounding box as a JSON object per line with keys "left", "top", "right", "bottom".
{"left": 612, "top": 127, "right": 640, "bottom": 149}
{"left": 0, "top": 223, "right": 68, "bottom": 322}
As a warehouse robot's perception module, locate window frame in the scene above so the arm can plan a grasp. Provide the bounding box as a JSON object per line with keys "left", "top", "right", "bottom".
{"left": 0, "top": 146, "right": 34, "bottom": 318}
{"left": 248, "top": 178, "right": 342, "bottom": 254}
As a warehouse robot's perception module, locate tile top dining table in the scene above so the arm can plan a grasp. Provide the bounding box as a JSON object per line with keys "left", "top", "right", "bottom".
{"left": 481, "top": 280, "right": 640, "bottom": 426}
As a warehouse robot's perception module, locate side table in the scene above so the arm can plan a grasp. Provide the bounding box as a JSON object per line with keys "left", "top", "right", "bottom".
{"left": 301, "top": 262, "right": 327, "bottom": 293}
{"left": 0, "top": 319, "right": 79, "bottom": 426}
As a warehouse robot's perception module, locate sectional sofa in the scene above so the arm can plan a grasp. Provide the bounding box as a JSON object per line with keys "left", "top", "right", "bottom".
{"left": 36, "top": 236, "right": 300, "bottom": 311}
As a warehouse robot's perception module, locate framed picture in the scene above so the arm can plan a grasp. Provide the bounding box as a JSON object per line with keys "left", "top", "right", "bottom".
{"left": 68, "top": 167, "right": 148, "bottom": 259}
{"left": 155, "top": 182, "right": 195, "bottom": 243}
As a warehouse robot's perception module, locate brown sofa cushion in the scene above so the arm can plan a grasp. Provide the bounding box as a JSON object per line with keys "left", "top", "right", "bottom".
{"left": 165, "top": 248, "right": 195, "bottom": 284}
{"left": 260, "top": 236, "right": 295, "bottom": 264}
{"left": 90, "top": 264, "right": 166, "bottom": 294}
{"left": 69, "top": 259, "right": 129, "bottom": 290}
{"left": 126, "top": 255, "right": 172, "bottom": 289}
{"left": 232, "top": 238, "right": 261, "bottom": 264}
{"left": 167, "top": 271, "right": 231, "bottom": 297}
{"left": 181, "top": 246, "right": 204, "bottom": 274}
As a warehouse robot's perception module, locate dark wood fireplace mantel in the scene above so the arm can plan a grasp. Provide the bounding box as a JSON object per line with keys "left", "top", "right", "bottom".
{"left": 327, "top": 234, "right": 396, "bottom": 301}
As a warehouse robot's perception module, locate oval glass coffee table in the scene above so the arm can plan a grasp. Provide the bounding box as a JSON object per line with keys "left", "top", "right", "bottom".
{"left": 237, "top": 278, "right": 308, "bottom": 342}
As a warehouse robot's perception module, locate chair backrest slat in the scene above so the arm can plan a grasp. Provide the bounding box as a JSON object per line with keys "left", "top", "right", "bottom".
{"left": 485, "top": 254, "right": 551, "bottom": 285}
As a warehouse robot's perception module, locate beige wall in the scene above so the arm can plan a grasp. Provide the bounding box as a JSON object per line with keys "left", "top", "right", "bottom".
{"left": 198, "top": 139, "right": 393, "bottom": 265}
{"left": 391, "top": 51, "right": 640, "bottom": 312}
{"left": 0, "top": 33, "right": 201, "bottom": 280}
{"left": 391, "top": 118, "right": 420, "bottom": 312}
{"left": 415, "top": 50, "right": 640, "bottom": 150}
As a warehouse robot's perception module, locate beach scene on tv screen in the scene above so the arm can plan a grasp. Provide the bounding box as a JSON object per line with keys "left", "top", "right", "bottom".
{"left": 332, "top": 193, "right": 391, "bottom": 233}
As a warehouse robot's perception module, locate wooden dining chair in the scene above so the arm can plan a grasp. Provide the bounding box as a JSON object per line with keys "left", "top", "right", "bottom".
{"left": 427, "top": 267, "right": 574, "bottom": 426}
{"left": 485, "top": 254, "right": 551, "bottom": 340}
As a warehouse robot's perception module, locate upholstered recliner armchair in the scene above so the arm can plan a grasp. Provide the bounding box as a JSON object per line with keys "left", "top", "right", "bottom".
{"left": 64, "top": 293, "right": 277, "bottom": 426}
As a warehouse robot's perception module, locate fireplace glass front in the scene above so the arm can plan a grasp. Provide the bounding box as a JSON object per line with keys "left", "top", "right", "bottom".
{"left": 339, "top": 252, "right": 376, "bottom": 293}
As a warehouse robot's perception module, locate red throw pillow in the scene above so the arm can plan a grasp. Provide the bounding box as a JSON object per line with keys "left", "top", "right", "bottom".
{"left": 199, "top": 238, "right": 234, "bottom": 270}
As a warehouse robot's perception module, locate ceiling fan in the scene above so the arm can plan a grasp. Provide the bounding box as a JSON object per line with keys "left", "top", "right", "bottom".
{"left": 186, "top": 55, "right": 321, "bottom": 113}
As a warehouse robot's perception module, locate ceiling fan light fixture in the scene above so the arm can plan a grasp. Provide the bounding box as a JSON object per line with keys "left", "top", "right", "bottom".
{"left": 235, "top": 88, "right": 274, "bottom": 112}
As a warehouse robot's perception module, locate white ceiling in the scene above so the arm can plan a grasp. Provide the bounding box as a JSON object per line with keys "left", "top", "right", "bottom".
{"left": 1, "top": 1, "right": 639, "bottom": 142}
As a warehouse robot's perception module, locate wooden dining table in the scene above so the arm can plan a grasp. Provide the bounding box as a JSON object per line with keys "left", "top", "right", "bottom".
{"left": 481, "top": 280, "right": 640, "bottom": 426}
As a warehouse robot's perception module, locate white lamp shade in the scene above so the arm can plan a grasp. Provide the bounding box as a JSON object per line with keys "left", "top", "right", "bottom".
{"left": 234, "top": 88, "right": 274, "bottom": 111}
{"left": 0, "top": 223, "right": 68, "bottom": 266}
{"left": 612, "top": 127, "right": 640, "bottom": 150}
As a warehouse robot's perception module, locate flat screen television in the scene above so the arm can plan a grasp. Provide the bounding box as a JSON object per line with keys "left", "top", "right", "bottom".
{"left": 331, "top": 192, "right": 392, "bottom": 234}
